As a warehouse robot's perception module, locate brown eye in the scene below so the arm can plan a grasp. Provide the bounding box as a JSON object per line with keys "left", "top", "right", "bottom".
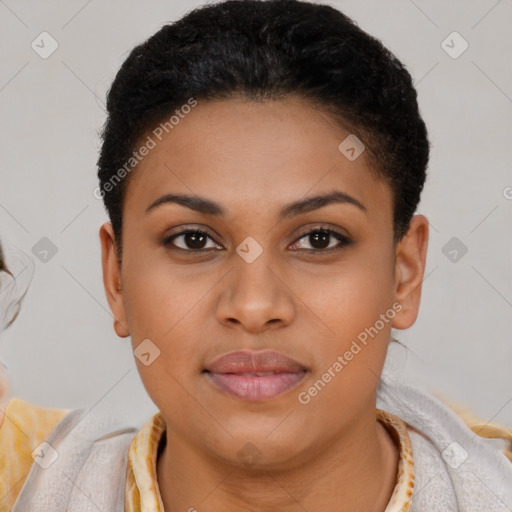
{"left": 163, "top": 230, "right": 222, "bottom": 251}
{"left": 289, "top": 227, "right": 352, "bottom": 252}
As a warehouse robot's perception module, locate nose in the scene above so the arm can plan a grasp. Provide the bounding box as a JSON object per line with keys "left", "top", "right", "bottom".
{"left": 215, "top": 253, "right": 296, "bottom": 334}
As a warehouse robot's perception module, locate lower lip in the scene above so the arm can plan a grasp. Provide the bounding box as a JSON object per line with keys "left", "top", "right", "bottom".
{"left": 204, "top": 371, "right": 308, "bottom": 401}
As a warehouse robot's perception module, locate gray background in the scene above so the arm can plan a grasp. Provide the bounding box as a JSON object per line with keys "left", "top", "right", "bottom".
{"left": 0, "top": 0, "right": 511, "bottom": 428}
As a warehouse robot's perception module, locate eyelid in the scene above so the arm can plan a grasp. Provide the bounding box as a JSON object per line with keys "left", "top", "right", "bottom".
{"left": 164, "top": 224, "right": 220, "bottom": 240}
{"left": 293, "top": 223, "right": 350, "bottom": 241}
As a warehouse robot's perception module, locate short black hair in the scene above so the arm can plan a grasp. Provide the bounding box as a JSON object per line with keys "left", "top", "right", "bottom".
{"left": 97, "top": 0, "right": 429, "bottom": 261}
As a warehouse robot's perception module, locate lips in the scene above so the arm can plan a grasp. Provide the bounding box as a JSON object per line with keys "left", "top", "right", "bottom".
{"left": 205, "top": 349, "right": 307, "bottom": 374}
{"left": 203, "top": 349, "right": 308, "bottom": 401}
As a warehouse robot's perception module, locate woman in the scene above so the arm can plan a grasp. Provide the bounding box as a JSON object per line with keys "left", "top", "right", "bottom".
{"left": 2, "top": 1, "right": 511, "bottom": 511}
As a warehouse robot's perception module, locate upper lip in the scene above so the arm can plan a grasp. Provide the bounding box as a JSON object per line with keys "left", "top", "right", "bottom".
{"left": 204, "top": 349, "right": 308, "bottom": 374}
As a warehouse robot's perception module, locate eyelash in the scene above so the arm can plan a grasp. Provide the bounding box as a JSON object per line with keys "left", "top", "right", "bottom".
{"left": 162, "top": 225, "right": 353, "bottom": 254}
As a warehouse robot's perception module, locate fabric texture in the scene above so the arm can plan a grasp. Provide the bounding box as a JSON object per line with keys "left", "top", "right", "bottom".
{"left": 376, "top": 369, "right": 512, "bottom": 511}
{"left": 0, "top": 398, "right": 69, "bottom": 512}
{"left": 7, "top": 402, "right": 137, "bottom": 512}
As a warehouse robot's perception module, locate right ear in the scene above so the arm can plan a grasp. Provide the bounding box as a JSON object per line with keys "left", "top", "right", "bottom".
{"left": 99, "top": 222, "right": 129, "bottom": 338}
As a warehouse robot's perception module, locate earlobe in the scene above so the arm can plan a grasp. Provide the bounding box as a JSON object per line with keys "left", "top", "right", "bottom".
{"left": 391, "top": 214, "right": 429, "bottom": 330}
{"left": 113, "top": 318, "right": 129, "bottom": 338}
{"left": 99, "top": 222, "right": 130, "bottom": 338}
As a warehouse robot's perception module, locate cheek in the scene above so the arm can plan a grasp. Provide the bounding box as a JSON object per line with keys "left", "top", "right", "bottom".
{"left": 294, "top": 274, "right": 396, "bottom": 433}
{"left": 121, "top": 254, "right": 210, "bottom": 399}
{"left": 124, "top": 277, "right": 203, "bottom": 381}
{"left": 294, "top": 247, "right": 395, "bottom": 344}
{"left": 294, "top": 246, "right": 396, "bottom": 401}
{"left": 122, "top": 251, "right": 199, "bottom": 341}
{"left": 126, "top": 283, "right": 203, "bottom": 420}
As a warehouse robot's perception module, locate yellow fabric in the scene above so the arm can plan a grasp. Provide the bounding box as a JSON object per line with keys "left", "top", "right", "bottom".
{"left": 125, "top": 409, "right": 167, "bottom": 511}
{"left": 0, "top": 398, "right": 69, "bottom": 512}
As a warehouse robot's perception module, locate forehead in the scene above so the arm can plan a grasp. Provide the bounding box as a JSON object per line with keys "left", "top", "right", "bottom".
{"left": 123, "top": 97, "right": 392, "bottom": 224}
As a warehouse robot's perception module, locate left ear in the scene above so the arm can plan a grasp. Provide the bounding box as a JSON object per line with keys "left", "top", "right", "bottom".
{"left": 391, "top": 214, "right": 429, "bottom": 329}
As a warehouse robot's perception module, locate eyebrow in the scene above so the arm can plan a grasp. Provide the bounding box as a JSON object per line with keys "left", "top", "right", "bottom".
{"left": 145, "top": 190, "right": 367, "bottom": 219}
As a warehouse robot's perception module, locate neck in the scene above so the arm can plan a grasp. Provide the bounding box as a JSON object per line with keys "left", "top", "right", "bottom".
{"left": 156, "top": 406, "right": 398, "bottom": 512}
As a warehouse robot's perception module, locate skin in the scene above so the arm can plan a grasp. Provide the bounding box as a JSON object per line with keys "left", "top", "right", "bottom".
{"left": 100, "top": 96, "right": 428, "bottom": 512}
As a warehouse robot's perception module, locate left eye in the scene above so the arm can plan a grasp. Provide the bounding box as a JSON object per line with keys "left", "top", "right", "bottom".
{"left": 289, "top": 228, "right": 352, "bottom": 252}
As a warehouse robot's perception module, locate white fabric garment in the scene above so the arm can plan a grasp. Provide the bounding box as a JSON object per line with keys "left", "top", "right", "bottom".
{"left": 376, "top": 370, "right": 512, "bottom": 511}
{"left": 11, "top": 407, "right": 137, "bottom": 512}
{"left": 12, "top": 373, "right": 512, "bottom": 512}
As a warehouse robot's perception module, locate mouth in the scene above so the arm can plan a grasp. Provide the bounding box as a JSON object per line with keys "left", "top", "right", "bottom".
{"left": 203, "top": 370, "right": 309, "bottom": 401}
{"left": 203, "top": 349, "right": 309, "bottom": 402}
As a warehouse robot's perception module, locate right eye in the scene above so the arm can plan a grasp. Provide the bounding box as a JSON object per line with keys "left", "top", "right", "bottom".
{"left": 163, "top": 229, "right": 223, "bottom": 252}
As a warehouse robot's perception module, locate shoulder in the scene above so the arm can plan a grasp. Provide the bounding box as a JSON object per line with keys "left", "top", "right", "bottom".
{"left": 439, "top": 395, "right": 512, "bottom": 462}
{"left": 0, "top": 397, "right": 70, "bottom": 511}
{"left": 407, "top": 420, "right": 512, "bottom": 512}
{"left": 377, "top": 377, "right": 512, "bottom": 511}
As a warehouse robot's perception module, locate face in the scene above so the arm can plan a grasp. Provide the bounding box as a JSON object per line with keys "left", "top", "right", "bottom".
{"left": 100, "top": 96, "right": 428, "bottom": 469}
